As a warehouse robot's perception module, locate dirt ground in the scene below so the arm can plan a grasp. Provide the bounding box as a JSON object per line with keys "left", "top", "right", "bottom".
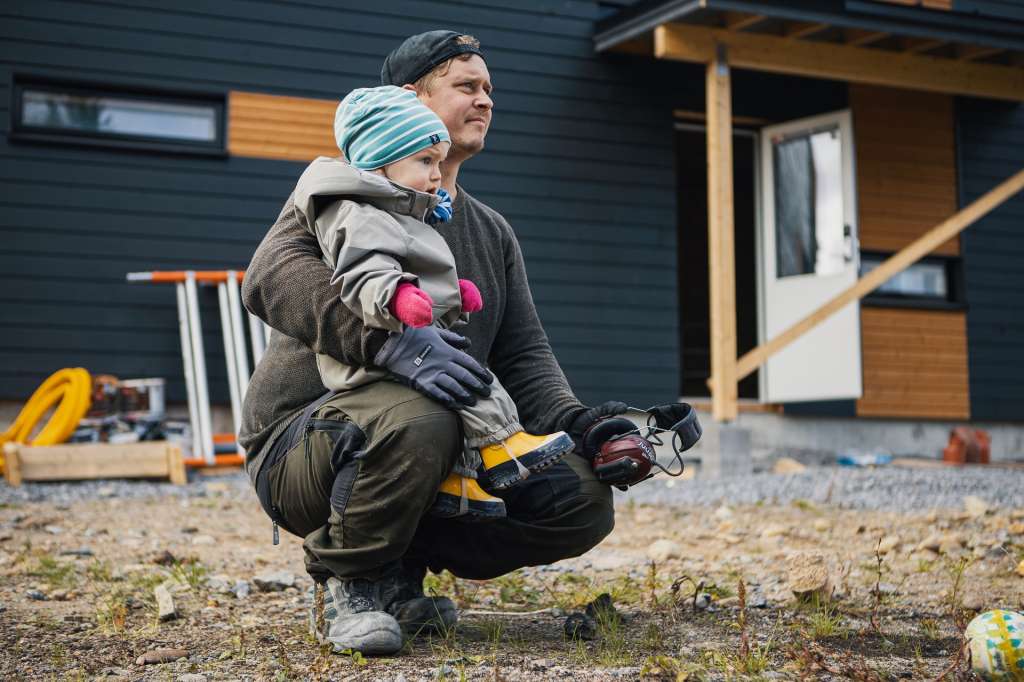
{"left": 1, "top": 476, "right": 1022, "bottom": 681}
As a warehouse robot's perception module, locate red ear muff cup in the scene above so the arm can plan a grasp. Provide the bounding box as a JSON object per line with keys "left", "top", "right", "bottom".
{"left": 581, "top": 416, "right": 637, "bottom": 460}
{"left": 593, "top": 434, "right": 656, "bottom": 486}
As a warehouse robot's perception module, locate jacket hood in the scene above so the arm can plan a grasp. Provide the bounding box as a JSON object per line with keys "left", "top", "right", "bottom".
{"left": 294, "top": 156, "right": 440, "bottom": 224}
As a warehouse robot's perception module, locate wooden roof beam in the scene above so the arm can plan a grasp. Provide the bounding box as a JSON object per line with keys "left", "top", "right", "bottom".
{"left": 723, "top": 12, "right": 767, "bottom": 32}
{"left": 785, "top": 22, "right": 830, "bottom": 40}
{"left": 652, "top": 22, "right": 1024, "bottom": 102}
{"left": 957, "top": 45, "right": 1004, "bottom": 61}
{"left": 901, "top": 37, "right": 947, "bottom": 53}
{"left": 845, "top": 29, "right": 889, "bottom": 47}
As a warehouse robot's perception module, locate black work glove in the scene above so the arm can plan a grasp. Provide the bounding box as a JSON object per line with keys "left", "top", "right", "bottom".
{"left": 567, "top": 400, "right": 629, "bottom": 450}
{"left": 374, "top": 326, "right": 493, "bottom": 409}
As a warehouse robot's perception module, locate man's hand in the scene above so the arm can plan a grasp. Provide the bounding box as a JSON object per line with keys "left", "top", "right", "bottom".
{"left": 374, "top": 326, "right": 493, "bottom": 409}
{"left": 567, "top": 401, "right": 629, "bottom": 449}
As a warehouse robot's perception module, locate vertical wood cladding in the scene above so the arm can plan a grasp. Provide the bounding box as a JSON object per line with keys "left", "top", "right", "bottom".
{"left": 957, "top": 97, "right": 1024, "bottom": 421}
{"left": 850, "top": 84, "right": 970, "bottom": 419}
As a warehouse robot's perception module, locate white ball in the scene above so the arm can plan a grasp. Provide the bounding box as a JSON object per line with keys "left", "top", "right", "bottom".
{"left": 965, "top": 610, "right": 1024, "bottom": 681}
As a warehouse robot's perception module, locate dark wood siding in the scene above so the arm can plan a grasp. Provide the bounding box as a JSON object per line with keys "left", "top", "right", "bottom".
{"left": 955, "top": 1, "right": 1024, "bottom": 21}
{"left": 0, "top": 0, "right": 681, "bottom": 408}
{"left": 957, "top": 97, "right": 1024, "bottom": 422}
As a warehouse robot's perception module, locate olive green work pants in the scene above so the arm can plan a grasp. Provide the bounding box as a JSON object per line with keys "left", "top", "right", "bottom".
{"left": 260, "top": 380, "right": 615, "bottom": 581}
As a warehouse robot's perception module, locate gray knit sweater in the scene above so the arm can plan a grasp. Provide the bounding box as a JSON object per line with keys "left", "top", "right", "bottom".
{"left": 239, "top": 182, "right": 585, "bottom": 480}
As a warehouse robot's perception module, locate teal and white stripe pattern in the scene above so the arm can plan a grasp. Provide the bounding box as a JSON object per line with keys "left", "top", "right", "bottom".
{"left": 334, "top": 86, "right": 450, "bottom": 170}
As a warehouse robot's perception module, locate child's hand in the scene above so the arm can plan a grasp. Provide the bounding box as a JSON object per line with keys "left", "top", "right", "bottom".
{"left": 458, "top": 279, "right": 483, "bottom": 313}
{"left": 390, "top": 282, "right": 433, "bottom": 328}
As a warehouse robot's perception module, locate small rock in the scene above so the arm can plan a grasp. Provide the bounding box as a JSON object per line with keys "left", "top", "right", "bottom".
{"left": 773, "top": 457, "right": 807, "bottom": 474}
{"left": 178, "top": 675, "right": 207, "bottom": 682}
{"left": 253, "top": 570, "right": 295, "bottom": 592}
{"left": 646, "top": 539, "right": 683, "bottom": 562}
{"left": 49, "top": 589, "right": 70, "bottom": 601}
{"left": 939, "top": 533, "right": 965, "bottom": 554}
{"left": 155, "top": 584, "right": 177, "bottom": 621}
{"left": 761, "top": 524, "right": 788, "bottom": 539}
{"left": 563, "top": 612, "right": 596, "bottom": 640}
{"left": 26, "top": 589, "right": 48, "bottom": 601}
{"left": 181, "top": 526, "right": 199, "bottom": 534}
{"left": 1008, "top": 522, "right": 1024, "bottom": 536}
{"left": 721, "top": 533, "right": 742, "bottom": 545}
{"left": 877, "top": 535, "right": 900, "bottom": 554}
{"left": 588, "top": 551, "right": 634, "bottom": 571}
{"left": 876, "top": 583, "right": 899, "bottom": 596}
{"left": 917, "top": 534, "right": 942, "bottom": 552}
{"left": 964, "top": 496, "right": 989, "bottom": 519}
{"left": 813, "top": 519, "right": 831, "bottom": 533}
{"left": 190, "top": 534, "right": 216, "bottom": 546}
{"left": 204, "top": 482, "right": 229, "bottom": 494}
{"left": 136, "top": 648, "right": 188, "bottom": 665}
{"left": 714, "top": 505, "right": 734, "bottom": 521}
{"left": 961, "top": 593, "right": 986, "bottom": 612}
{"left": 205, "top": 574, "right": 232, "bottom": 593}
{"left": 786, "top": 551, "right": 832, "bottom": 602}
{"left": 151, "top": 550, "right": 177, "bottom": 566}
{"left": 1016, "top": 559, "right": 1024, "bottom": 577}
{"left": 694, "top": 592, "right": 712, "bottom": 610}
{"left": 99, "top": 666, "right": 131, "bottom": 678}
{"left": 43, "top": 525, "right": 63, "bottom": 535}
{"left": 59, "top": 547, "right": 93, "bottom": 557}
{"left": 232, "top": 580, "right": 250, "bottom": 599}
{"left": 585, "top": 593, "right": 619, "bottom": 624}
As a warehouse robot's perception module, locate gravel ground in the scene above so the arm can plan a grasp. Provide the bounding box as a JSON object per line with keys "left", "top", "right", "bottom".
{"left": 4, "top": 463, "right": 1022, "bottom": 514}
{"left": 620, "top": 465, "right": 1024, "bottom": 512}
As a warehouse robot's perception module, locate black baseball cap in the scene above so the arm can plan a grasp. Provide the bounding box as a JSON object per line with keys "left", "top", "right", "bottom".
{"left": 381, "top": 30, "right": 485, "bottom": 87}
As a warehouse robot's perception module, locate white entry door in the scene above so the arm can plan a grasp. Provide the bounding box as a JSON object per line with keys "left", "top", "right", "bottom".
{"left": 759, "top": 110, "right": 862, "bottom": 403}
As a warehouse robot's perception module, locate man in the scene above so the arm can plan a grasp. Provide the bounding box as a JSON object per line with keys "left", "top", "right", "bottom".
{"left": 240, "top": 31, "right": 628, "bottom": 655}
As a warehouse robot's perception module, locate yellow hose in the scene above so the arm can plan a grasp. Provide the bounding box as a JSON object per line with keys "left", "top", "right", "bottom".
{"left": 0, "top": 368, "right": 92, "bottom": 471}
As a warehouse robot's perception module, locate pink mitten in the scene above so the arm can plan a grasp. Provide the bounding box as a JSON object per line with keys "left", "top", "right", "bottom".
{"left": 458, "top": 279, "right": 483, "bottom": 313}
{"left": 389, "top": 282, "right": 434, "bottom": 328}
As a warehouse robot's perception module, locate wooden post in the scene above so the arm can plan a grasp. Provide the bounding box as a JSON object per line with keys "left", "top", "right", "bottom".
{"left": 706, "top": 45, "right": 738, "bottom": 422}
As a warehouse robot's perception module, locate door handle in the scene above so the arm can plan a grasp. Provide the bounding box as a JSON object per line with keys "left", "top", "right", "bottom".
{"left": 842, "top": 224, "right": 856, "bottom": 263}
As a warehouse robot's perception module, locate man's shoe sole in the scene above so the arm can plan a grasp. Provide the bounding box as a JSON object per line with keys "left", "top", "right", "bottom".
{"left": 390, "top": 596, "right": 458, "bottom": 634}
{"left": 483, "top": 432, "right": 574, "bottom": 490}
{"left": 312, "top": 610, "right": 403, "bottom": 656}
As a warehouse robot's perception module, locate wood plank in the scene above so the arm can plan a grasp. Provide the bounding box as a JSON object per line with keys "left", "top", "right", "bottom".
{"left": 735, "top": 167, "right": 1024, "bottom": 381}
{"left": 2, "top": 441, "right": 186, "bottom": 486}
{"left": 723, "top": 13, "right": 767, "bottom": 32}
{"left": 853, "top": 85, "right": 959, "bottom": 256}
{"left": 785, "top": 22, "right": 830, "bottom": 40}
{"left": 845, "top": 29, "right": 889, "bottom": 47}
{"left": 857, "top": 308, "right": 969, "bottom": 418}
{"left": 653, "top": 23, "right": 1024, "bottom": 102}
{"left": 706, "top": 48, "right": 738, "bottom": 422}
{"left": 228, "top": 91, "right": 337, "bottom": 162}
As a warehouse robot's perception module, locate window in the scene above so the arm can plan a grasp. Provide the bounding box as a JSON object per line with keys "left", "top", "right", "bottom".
{"left": 861, "top": 252, "right": 964, "bottom": 308}
{"left": 10, "top": 76, "right": 226, "bottom": 156}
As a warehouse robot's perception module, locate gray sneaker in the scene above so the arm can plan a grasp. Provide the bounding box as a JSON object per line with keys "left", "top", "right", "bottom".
{"left": 309, "top": 576, "right": 403, "bottom": 656}
{"left": 380, "top": 563, "right": 458, "bottom": 635}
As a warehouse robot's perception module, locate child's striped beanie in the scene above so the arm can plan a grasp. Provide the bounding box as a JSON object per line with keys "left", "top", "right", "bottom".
{"left": 334, "top": 85, "right": 450, "bottom": 170}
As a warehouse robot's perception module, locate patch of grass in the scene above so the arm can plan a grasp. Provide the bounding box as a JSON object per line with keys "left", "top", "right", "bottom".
{"left": 640, "top": 654, "right": 708, "bottom": 680}
{"left": 920, "top": 617, "right": 942, "bottom": 640}
{"left": 28, "top": 555, "right": 77, "bottom": 589}
{"left": 806, "top": 602, "right": 847, "bottom": 640}
{"left": 170, "top": 558, "right": 207, "bottom": 590}
{"left": 95, "top": 589, "right": 129, "bottom": 635}
{"left": 915, "top": 558, "right": 935, "bottom": 574}
{"left": 86, "top": 559, "right": 114, "bottom": 583}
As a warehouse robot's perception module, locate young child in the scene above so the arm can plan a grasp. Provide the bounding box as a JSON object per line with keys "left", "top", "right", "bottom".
{"left": 292, "top": 85, "right": 574, "bottom": 518}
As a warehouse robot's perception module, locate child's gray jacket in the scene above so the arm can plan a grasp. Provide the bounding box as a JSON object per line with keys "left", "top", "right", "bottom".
{"left": 293, "top": 156, "right": 465, "bottom": 391}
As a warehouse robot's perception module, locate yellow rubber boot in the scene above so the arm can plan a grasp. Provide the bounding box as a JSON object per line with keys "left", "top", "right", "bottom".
{"left": 479, "top": 431, "right": 574, "bottom": 490}
{"left": 430, "top": 473, "right": 506, "bottom": 519}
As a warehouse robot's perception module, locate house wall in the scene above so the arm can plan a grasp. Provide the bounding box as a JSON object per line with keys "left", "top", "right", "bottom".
{"left": 0, "top": 0, "right": 683, "bottom": 409}
{"left": 850, "top": 84, "right": 970, "bottom": 419}
{"left": 957, "top": 96, "right": 1024, "bottom": 421}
